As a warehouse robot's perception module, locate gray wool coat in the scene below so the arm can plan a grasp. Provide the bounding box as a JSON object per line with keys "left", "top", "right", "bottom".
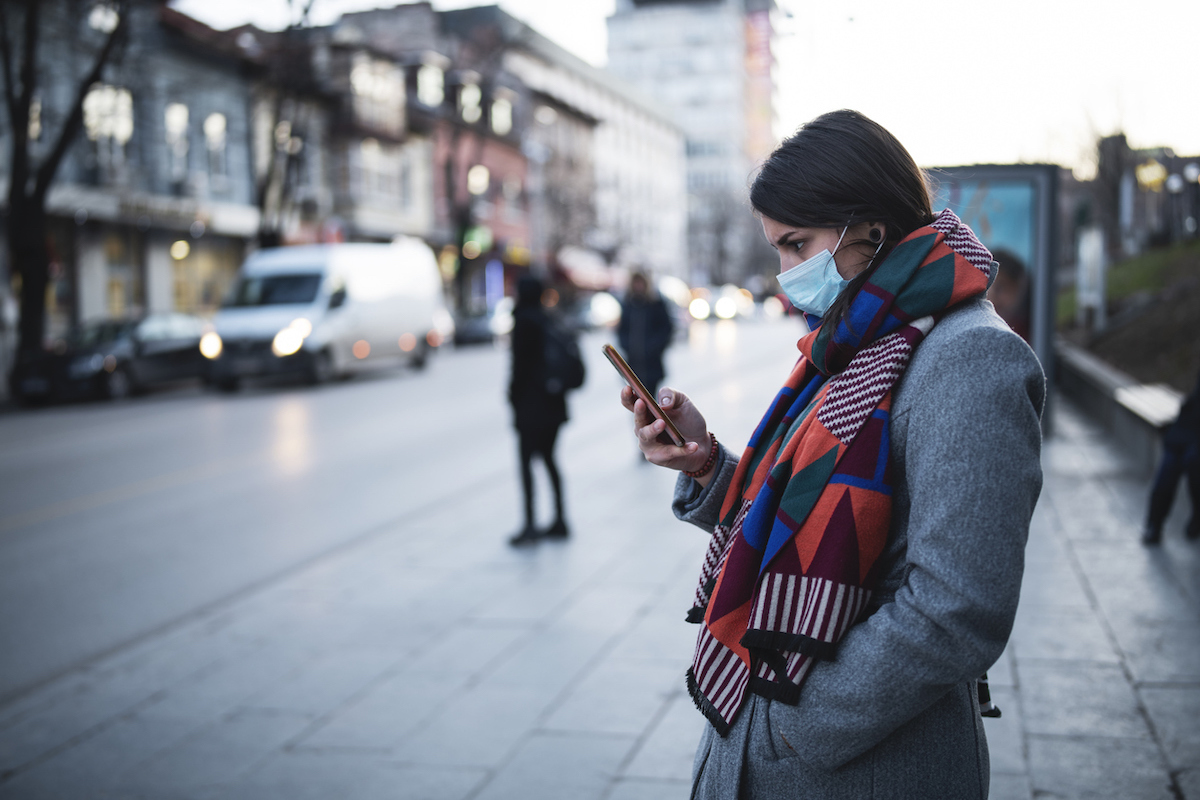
{"left": 672, "top": 297, "right": 1045, "bottom": 800}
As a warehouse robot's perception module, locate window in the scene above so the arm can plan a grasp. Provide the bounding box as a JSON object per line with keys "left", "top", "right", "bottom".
{"left": 399, "top": 157, "right": 413, "bottom": 211}
{"left": 350, "top": 53, "right": 404, "bottom": 136}
{"left": 204, "top": 112, "right": 226, "bottom": 178}
{"left": 459, "top": 83, "right": 482, "bottom": 124}
{"left": 356, "top": 138, "right": 403, "bottom": 200}
{"left": 416, "top": 65, "right": 444, "bottom": 107}
{"left": 491, "top": 97, "right": 512, "bottom": 136}
{"left": 88, "top": 3, "right": 119, "bottom": 33}
{"left": 225, "top": 274, "right": 323, "bottom": 307}
{"left": 467, "top": 164, "right": 490, "bottom": 196}
{"left": 83, "top": 83, "right": 133, "bottom": 182}
{"left": 164, "top": 103, "right": 189, "bottom": 182}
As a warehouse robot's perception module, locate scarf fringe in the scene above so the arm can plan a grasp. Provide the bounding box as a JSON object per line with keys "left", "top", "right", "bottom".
{"left": 686, "top": 666, "right": 733, "bottom": 737}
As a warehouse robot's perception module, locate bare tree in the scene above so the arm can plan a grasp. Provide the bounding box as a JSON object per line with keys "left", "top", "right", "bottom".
{"left": 0, "top": 0, "right": 127, "bottom": 373}
{"left": 251, "top": 0, "right": 317, "bottom": 248}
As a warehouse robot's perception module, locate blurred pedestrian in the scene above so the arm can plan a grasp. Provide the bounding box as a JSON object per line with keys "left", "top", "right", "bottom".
{"left": 1142, "top": 370, "right": 1200, "bottom": 544}
{"left": 988, "top": 247, "right": 1031, "bottom": 342}
{"left": 617, "top": 271, "right": 674, "bottom": 410}
{"left": 619, "top": 110, "right": 1044, "bottom": 798}
{"left": 508, "top": 275, "right": 569, "bottom": 546}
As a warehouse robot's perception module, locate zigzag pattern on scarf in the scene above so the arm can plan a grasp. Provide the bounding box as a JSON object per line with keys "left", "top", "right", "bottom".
{"left": 691, "top": 498, "right": 751, "bottom": 613}
{"left": 818, "top": 316, "right": 933, "bottom": 442}
{"left": 931, "top": 210, "right": 993, "bottom": 274}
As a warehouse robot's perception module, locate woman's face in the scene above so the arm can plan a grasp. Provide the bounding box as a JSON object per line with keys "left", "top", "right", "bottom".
{"left": 761, "top": 216, "right": 883, "bottom": 280}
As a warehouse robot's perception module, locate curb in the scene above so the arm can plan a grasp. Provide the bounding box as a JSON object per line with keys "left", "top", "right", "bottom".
{"left": 1055, "top": 336, "right": 1182, "bottom": 476}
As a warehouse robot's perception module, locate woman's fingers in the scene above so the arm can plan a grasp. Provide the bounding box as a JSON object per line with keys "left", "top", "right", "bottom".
{"left": 619, "top": 384, "right": 701, "bottom": 465}
{"left": 619, "top": 385, "right": 637, "bottom": 412}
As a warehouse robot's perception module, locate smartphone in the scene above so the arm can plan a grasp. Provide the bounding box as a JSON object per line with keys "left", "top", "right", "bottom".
{"left": 603, "top": 344, "right": 687, "bottom": 447}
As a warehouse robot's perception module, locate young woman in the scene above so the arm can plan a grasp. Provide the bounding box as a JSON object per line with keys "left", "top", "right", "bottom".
{"left": 621, "top": 110, "right": 1045, "bottom": 798}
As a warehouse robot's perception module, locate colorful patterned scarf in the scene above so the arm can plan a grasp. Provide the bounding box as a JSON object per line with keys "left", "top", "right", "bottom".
{"left": 686, "top": 209, "right": 993, "bottom": 735}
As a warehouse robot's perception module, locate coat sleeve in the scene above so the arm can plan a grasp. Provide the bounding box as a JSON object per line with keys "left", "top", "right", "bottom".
{"left": 771, "top": 324, "right": 1045, "bottom": 771}
{"left": 671, "top": 445, "right": 738, "bottom": 532}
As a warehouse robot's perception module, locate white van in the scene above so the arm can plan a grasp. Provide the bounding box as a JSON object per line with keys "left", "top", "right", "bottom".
{"left": 201, "top": 238, "right": 455, "bottom": 390}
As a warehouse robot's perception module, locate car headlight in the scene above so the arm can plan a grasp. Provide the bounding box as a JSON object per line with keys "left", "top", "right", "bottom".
{"left": 199, "top": 332, "right": 223, "bottom": 359}
{"left": 272, "top": 322, "right": 308, "bottom": 357}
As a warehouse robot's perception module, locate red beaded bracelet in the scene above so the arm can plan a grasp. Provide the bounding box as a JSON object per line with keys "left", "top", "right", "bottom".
{"left": 682, "top": 432, "right": 719, "bottom": 479}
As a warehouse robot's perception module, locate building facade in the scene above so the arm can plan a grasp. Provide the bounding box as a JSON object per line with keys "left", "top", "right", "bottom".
{"left": 0, "top": 3, "right": 262, "bottom": 345}
{"left": 607, "top": 0, "right": 778, "bottom": 287}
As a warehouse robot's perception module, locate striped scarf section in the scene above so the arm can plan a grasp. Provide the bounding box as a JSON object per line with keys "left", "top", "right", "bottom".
{"left": 686, "top": 209, "right": 993, "bottom": 735}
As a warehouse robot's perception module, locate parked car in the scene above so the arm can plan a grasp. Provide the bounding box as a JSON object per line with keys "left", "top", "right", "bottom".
{"left": 453, "top": 296, "right": 514, "bottom": 346}
{"left": 202, "top": 239, "right": 455, "bottom": 390}
{"left": 9, "top": 313, "right": 208, "bottom": 403}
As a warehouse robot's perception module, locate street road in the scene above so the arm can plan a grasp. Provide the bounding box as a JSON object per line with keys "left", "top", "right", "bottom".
{"left": 0, "top": 317, "right": 804, "bottom": 706}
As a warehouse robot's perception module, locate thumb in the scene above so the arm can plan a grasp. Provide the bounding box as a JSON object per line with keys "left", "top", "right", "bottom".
{"left": 660, "top": 387, "right": 683, "bottom": 408}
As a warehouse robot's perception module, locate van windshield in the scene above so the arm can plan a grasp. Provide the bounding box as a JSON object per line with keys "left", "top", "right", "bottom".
{"left": 225, "top": 274, "right": 322, "bottom": 307}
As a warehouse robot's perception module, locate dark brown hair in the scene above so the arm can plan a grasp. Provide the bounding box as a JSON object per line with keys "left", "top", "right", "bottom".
{"left": 750, "top": 110, "right": 934, "bottom": 328}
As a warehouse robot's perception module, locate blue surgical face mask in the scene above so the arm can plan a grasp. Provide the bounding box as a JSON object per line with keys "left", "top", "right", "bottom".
{"left": 776, "top": 226, "right": 850, "bottom": 317}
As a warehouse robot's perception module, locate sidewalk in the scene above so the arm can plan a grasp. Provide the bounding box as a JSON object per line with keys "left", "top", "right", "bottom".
{"left": 987, "top": 400, "right": 1200, "bottom": 800}
{"left": 0, "top": 393, "right": 1197, "bottom": 799}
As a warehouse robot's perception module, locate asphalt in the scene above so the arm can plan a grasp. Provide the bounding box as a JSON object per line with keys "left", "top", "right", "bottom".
{"left": 0, "top": 345, "right": 1197, "bottom": 798}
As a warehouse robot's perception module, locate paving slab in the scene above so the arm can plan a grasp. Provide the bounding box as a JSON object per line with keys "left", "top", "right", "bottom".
{"left": 1025, "top": 734, "right": 1175, "bottom": 800}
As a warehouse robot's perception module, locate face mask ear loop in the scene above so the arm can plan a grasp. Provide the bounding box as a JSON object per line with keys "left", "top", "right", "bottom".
{"left": 831, "top": 225, "right": 849, "bottom": 256}
{"left": 866, "top": 237, "right": 885, "bottom": 269}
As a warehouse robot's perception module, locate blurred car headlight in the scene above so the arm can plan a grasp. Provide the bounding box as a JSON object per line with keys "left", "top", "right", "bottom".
{"left": 714, "top": 296, "right": 738, "bottom": 319}
{"left": 432, "top": 308, "right": 455, "bottom": 341}
{"left": 271, "top": 318, "right": 313, "bottom": 357}
{"left": 588, "top": 291, "right": 622, "bottom": 328}
{"left": 68, "top": 353, "right": 105, "bottom": 379}
{"left": 199, "top": 332, "right": 223, "bottom": 359}
{"left": 272, "top": 328, "right": 304, "bottom": 357}
{"left": 489, "top": 296, "right": 515, "bottom": 336}
{"left": 689, "top": 298, "right": 711, "bottom": 320}
{"left": 762, "top": 296, "right": 784, "bottom": 319}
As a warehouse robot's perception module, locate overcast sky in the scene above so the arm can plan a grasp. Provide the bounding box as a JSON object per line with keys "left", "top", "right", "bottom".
{"left": 169, "top": 0, "right": 1200, "bottom": 177}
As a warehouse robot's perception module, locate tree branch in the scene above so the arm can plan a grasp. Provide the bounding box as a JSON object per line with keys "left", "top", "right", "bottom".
{"left": 33, "top": 0, "right": 126, "bottom": 201}
{"left": 0, "top": 3, "right": 20, "bottom": 128}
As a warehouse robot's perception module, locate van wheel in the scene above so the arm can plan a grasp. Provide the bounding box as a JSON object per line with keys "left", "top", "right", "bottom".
{"left": 307, "top": 349, "right": 334, "bottom": 385}
{"left": 409, "top": 342, "right": 429, "bottom": 371}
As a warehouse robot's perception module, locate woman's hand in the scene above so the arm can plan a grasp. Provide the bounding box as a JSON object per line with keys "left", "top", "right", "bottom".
{"left": 619, "top": 385, "right": 714, "bottom": 480}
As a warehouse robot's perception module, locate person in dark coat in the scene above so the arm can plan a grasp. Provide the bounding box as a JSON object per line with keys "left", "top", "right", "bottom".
{"left": 617, "top": 272, "right": 675, "bottom": 405}
{"left": 1143, "top": 369, "right": 1200, "bottom": 544}
{"left": 508, "top": 275, "right": 569, "bottom": 546}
